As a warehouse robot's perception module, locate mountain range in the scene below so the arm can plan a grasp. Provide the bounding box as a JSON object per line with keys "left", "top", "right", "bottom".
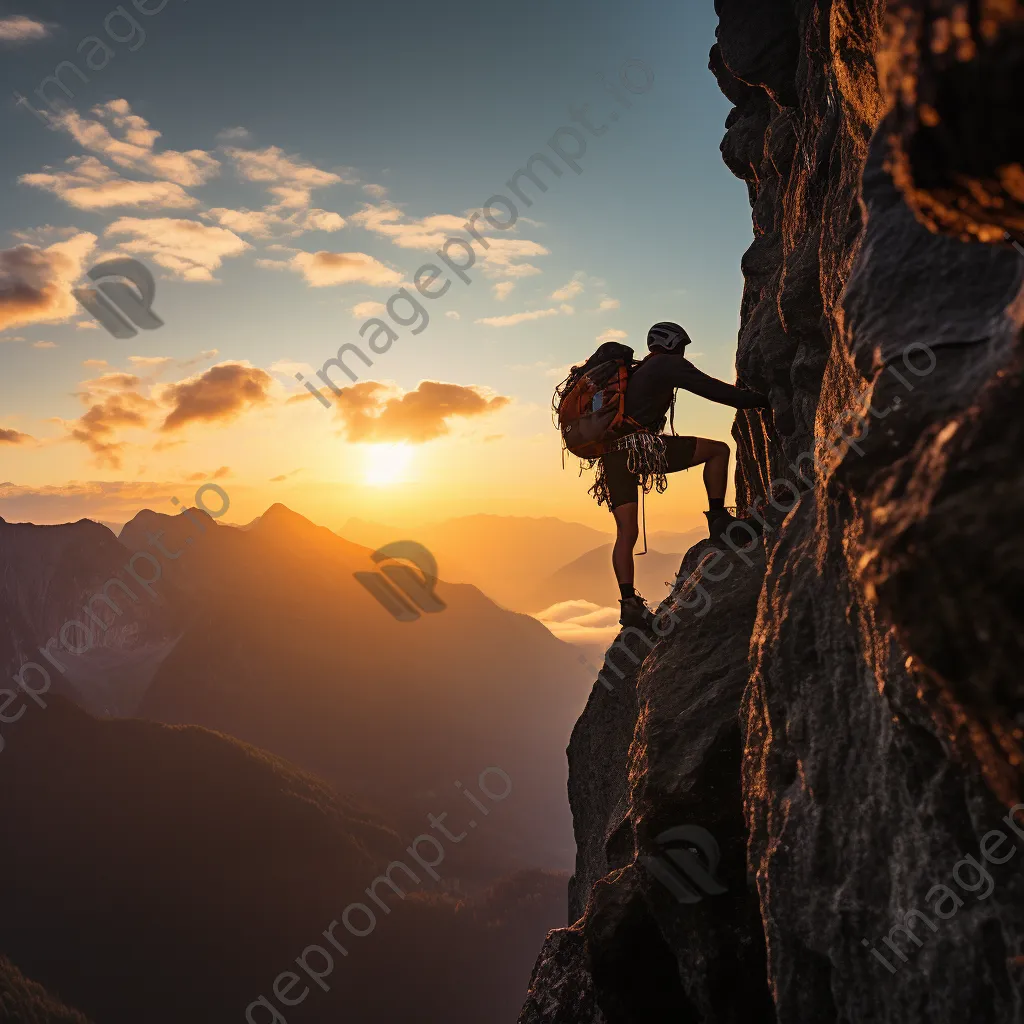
{"left": 0, "top": 696, "right": 565, "bottom": 1024}
{"left": 339, "top": 514, "right": 703, "bottom": 612}
{"left": 0, "top": 501, "right": 699, "bottom": 1022}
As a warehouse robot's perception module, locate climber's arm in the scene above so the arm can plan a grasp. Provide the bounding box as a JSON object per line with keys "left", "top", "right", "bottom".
{"left": 669, "top": 359, "right": 770, "bottom": 409}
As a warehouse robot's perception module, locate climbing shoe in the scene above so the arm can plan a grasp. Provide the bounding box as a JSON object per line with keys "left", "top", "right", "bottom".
{"left": 619, "top": 593, "right": 655, "bottom": 631}
{"left": 704, "top": 509, "right": 763, "bottom": 549}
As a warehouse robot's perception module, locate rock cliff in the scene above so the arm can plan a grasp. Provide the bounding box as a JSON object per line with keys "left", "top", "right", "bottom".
{"left": 520, "top": 2, "right": 1024, "bottom": 1021}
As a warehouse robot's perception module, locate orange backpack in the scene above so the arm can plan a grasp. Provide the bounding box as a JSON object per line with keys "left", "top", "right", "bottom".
{"left": 555, "top": 343, "right": 647, "bottom": 459}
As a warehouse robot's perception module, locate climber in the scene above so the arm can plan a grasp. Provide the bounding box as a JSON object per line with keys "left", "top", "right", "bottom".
{"left": 602, "top": 322, "right": 771, "bottom": 629}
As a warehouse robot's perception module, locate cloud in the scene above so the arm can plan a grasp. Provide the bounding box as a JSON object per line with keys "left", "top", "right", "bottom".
{"left": 493, "top": 281, "right": 515, "bottom": 301}
{"left": 0, "top": 232, "right": 97, "bottom": 332}
{"left": 550, "top": 273, "right": 585, "bottom": 301}
{"left": 32, "top": 340, "right": 56, "bottom": 349}
{"left": 269, "top": 468, "right": 302, "bottom": 482}
{"left": 596, "top": 328, "right": 628, "bottom": 343}
{"left": 226, "top": 146, "right": 347, "bottom": 189}
{"left": 178, "top": 348, "right": 219, "bottom": 368}
{"left": 187, "top": 466, "right": 232, "bottom": 482}
{"left": 285, "top": 250, "right": 403, "bottom": 287}
{"left": 104, "top": 217, "right": 250, "bottom": 281}
{"left": 331, "top": 380, "right": 510, "bottom": 444}
{"left": 216, "top": 127, "right": 251, "bottom": 142}
{"left": 534, "top": 600, "right": 621, "bottom": 645}
{"left": 82, "top": 359, "right": 108, "bottom": 367}
{"left": 10, "top": 226, "right": 80, "bottom": 244}
{"left": 473, "top": 237, "right": 547, "bottom": 278}
{"left": 158, "top": 363, "right": 273, "bottom": 431}
{"left": 128, "top": 355, "right": 175, "bottom": 369}
{"left": 349, "top": 205, "right": 465, "bottom": 249}
{"left": 56, "top": 101, "right": 220, "bottom": 187}
{"left": 362, "top": 184, "right": 388, "bottom": 199}
{"left": 80, "top": 371, "right": 144, "bottom": 392}
{"left": 67, "top": 385, "right": 155, "bottom": 468}
{"left": 445, "top": 310, "right": 460, "bottom": 320}
{"left": 476, "top": 307, "right": 561, "bottom": 327}
{"left": 351, "top": 204, "right": 548, "bottom": 278}
{"left": 207, "top": 162, "right": 351, "bottom": 244}
{"left": 351, "top": 300, "right": 386, "bottom": 318}
{"left": 269, "top": 359, "right": 313, "bottom": 378}
{"left": 0, "top": 427, "right": 32, "bottom": 444}
{"left": 224, "top": 146, "right": 350, "bottom": 212}
{"left": 21, "top": 155, "right": 199, "bottom": 211}
{"left": 0, "top": 15, "right": 49, "bottom": 42}
{"left": 300, "top": 209, "right": 345, "bottom": 232}
{"left": 75, "top": 319, "right": 100, "bottom": 329}
{"left": 0, "top": 480, "right": 184, "bottom": 525}
{"left": 205, "top": 205, "right": 345, "bottom": 239}
{"left": 61, "top": 361, "right": 271, "bottom": 461}
{"left": 597, "top": 297, "right": 620, "bottom": 311}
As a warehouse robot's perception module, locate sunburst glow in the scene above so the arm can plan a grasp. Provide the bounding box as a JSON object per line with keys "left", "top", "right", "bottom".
{"left": 364, "top": 443, "right": 414, "bottom": 486}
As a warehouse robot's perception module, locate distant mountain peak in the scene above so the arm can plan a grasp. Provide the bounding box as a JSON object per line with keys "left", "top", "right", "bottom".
{"left": 254, "top": 502, "right": 319, "bottom": 532}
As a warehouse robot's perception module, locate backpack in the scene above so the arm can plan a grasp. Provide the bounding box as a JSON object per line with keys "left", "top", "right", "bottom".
{"left": 554, "top": 342, "right": 648, "bottom": 459}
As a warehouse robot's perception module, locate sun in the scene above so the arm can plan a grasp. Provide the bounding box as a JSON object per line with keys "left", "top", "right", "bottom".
{"left": 364, "top": 443, "right": 414, "bottom": 486}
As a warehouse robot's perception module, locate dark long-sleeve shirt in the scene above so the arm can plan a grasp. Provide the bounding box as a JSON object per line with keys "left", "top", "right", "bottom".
{"left": 624, "top": 352, "right": 768, "bottom": 432}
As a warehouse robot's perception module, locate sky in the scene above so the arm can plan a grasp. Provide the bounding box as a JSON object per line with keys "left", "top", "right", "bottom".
{"left": 0, "top": 0, "right": 755, "bottom": 535}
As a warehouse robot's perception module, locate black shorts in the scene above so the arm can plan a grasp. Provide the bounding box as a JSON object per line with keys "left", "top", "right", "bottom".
{"left": 600, "top": 435, "right": 698, "bottom": 510}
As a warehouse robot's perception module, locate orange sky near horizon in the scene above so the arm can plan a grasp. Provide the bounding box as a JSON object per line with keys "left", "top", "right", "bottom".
{"left": 0, "top": 375, "right": 736, "bottom": 535}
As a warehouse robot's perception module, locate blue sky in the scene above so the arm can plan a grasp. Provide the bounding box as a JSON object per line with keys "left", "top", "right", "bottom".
{"left": 0, "top": 0, "right": 755, "bottom": 530}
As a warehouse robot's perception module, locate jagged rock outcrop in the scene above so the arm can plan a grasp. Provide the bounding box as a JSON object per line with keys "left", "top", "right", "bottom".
{"left": 520, "top": 2, "right": 1024, "bottom": 1022}
{"left": 521, "top": 537, "right": 779, "bottom": 1023}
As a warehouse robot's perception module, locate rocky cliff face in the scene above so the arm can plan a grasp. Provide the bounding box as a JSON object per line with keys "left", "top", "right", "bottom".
{"left": 519, "top": 2, "right": 1024, "bottom": 1022}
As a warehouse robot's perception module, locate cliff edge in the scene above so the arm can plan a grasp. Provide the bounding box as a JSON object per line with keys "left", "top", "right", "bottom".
{"left": 520, "top": 2, "right": 1024, "bottom": 1021}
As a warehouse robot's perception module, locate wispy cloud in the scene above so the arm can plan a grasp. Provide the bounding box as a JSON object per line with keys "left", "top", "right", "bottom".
{"left": 0, "top": 15, "right": 50, "bottom": 43}
{"left": 277, "top": 250, "right": 403, "bottom": 288}
{"left": 550, "top": 272, "right": 585, "bottom": 301}
{"left": 534, "top": 600, "right": 621, "bottom": 646}
{"left": 0, "top": 427, "right": 33, "bottom": 444}
{"left": 351, "top": 203, "right": 549, "bottom": 278}
{"left": 351, "top": 300, "right": 387, "bottom": 318}
{"left": 186, "top": 466, "right": 232, "bottom": 482}
{"left": 224, "top": 145, "right": 350, "bottom": 210}
{"left": 21, "top": 155, "right": 199, "bottom": 211}
{"left": 65, "top": 373, "right": 155, "bottom": 468}
{"left": 104, "top": 217, "right": 250, "bottom": 281}
{"left": 56, "top": 100, "right": 220, "bottom": 187}
{"left": 476, "top": 307, "right": 562, "bottom": 327}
